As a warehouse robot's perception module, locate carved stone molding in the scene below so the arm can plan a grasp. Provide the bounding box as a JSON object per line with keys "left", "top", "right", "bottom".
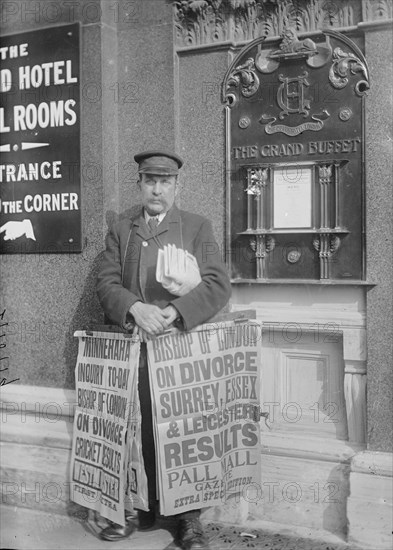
{"left": 342, "top": 327, "right": 367, "bottom": 445}
{"left": 362, "top": 0, "right": 393, "bottom": 22}
{"left": 173, "top": 0, "right": 381, "bottom": 49}
{"left": 344, "top": 367, "right": 367, "bottom": 445}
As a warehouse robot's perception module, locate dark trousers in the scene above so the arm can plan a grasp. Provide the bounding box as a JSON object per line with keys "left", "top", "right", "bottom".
{"left": 138, "top": 344, "right": 200, "bottom": 519}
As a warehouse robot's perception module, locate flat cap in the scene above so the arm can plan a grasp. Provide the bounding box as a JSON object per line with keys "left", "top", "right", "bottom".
{"left": 134, "top": 150, "right": 184, "bottom": 175}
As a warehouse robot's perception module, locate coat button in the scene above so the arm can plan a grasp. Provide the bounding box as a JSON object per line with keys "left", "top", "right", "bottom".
{"left": 142, "top": 241, "right": 148, "bottom": 247}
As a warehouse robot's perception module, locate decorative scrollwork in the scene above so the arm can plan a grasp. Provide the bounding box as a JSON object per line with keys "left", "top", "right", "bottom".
{"left": 329, "top": 47, "right": 370, "bottom": 96}
{"left": 226, "top": 57, "right": 260, "bottom": 100}
{"left": 250, "top": 235, "right": 275, "bottom": 257}
{"left": 313, "top": 233, "right": 342, "bottom": 279}
{"left": 319, "top": 164, "right": 333, "bottom": 185}
{"left": 246, "top": 168, "right": 268, "bottom": 197}
{"left": 266, "top": 235, "right": 275, "bottom": 254}
{"left": 330, "top": 235, "right": 341, "bottom": 254}
{"left": 226, "top": 92, "right": 238, "bottom": 107}
{"left": 250, "top": 234, "right": 275, "bottom": 278}
{"left": 250, "top": 237, "right": 264, "bottom": 258}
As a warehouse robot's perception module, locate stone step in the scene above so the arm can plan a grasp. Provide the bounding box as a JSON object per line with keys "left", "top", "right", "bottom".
{"left": 0, "top": 504, "right": 359, "bottom": 550}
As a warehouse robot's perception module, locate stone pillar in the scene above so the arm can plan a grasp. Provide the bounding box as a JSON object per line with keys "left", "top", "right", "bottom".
{"left": 115, "top": 1, "right": 176, "bottom": 216}
{"left": 347, "top": 22, "right": 393, "bottom": 550}
{"left": 364, "top": 24, "right": 393, "bottom": 454}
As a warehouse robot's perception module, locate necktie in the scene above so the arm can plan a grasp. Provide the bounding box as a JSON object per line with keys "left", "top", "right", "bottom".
{"left": 148, "top": 217, "right": 159, "bottom": 232}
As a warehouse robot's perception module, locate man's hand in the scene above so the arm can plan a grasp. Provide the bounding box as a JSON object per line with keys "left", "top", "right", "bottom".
{"left": 129, "top": 302, "right": 169, "bottom": 336}
{"left": 161, "top": 305, "right": 179, "bottom": 327}
{"left": 132, "top": 325, "right": 151, "bottom": 343}
{"left": 129, "top": 303, "right": 180, "bottom": 341}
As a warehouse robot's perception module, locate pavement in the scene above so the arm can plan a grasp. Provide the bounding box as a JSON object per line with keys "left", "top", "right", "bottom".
{"left": 0, "top": 505, "right": 364, "bottom": 550}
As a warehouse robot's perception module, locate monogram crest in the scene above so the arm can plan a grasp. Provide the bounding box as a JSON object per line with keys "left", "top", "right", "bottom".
{"left": 277, "top": 71, "right": 311, "bottom": 119}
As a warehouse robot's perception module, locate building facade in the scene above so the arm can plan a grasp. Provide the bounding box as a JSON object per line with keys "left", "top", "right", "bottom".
{"left": 1, "top": 1, "right": 392, "bottom": 548}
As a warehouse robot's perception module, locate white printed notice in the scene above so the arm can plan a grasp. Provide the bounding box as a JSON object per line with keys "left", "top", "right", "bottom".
{"left": 147, "top": 320, "right": 262, "bottom": 516}
{"left": 70, "top": 331, "right": 141, "bottom": 525}
{"left": 273, "top": 165, "right": 312, "bottom": 228}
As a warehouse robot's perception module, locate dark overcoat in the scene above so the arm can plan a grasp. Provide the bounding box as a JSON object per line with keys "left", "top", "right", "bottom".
{"left": 97, "top": 205, "right": 231, "bottom": 330}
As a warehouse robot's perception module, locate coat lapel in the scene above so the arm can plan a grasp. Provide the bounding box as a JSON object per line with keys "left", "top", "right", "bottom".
{"left": 155, "top": 206, "right": 182, "bottom": 246}
{"left": 134, "top": 206, "right": 183, "bottom": 247}
{"left": 134, "top": 212, "right": 153, "bottom": 242}
{"left": 122, "top": 205, "right": 184, "bottom": 301}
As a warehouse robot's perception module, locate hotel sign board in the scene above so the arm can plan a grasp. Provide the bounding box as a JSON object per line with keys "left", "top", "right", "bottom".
{"left": 0, "top": 23, "right": 81, "bottom": 254}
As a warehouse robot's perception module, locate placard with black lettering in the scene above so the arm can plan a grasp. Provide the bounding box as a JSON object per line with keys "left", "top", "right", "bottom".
{"left": 70, "top": 331, "right": 146, "bottom": 524}
{"left": 147, "top": 320, "right": 262, "bottom": 515}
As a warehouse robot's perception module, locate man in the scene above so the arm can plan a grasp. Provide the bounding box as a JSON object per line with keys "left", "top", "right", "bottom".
{"left": 96, "top": 150, "right": 231, "bottom": 549}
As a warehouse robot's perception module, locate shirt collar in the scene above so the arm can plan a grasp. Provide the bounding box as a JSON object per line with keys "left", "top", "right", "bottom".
{"left": 144, "top": 210, "right": 166, "bottom": 225}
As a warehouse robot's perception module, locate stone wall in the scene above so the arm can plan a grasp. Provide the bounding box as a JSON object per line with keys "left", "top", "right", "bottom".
{"left": 0, "top": 0, "right": 177, "bottom": 389}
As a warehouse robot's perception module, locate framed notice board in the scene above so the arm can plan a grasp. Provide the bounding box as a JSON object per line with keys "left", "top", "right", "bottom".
{"left": 222, "top": 29, "right": 369, "bottom": 282}
{"left": 0, "top": 23, "right": 81, "bottom": 254}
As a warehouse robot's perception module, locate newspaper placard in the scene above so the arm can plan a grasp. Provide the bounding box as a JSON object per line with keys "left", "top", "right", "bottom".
{"left": 70, "top": 331, "right": 141, "bottom": 525}
{"left": 124, "top": 365, "right": 149, "bottom": 513}
{"left": 147, "top": 320, "right": 262, "bottom": 515}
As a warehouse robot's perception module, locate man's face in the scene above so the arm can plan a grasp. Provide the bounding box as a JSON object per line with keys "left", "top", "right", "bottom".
{"left": 139, "top": 173, "right": 178, "bottom": 216}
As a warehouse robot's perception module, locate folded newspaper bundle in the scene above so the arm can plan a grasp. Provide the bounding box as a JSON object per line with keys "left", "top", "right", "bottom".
{"left": 156, "top": 244, "right": 201, "bottom": 296}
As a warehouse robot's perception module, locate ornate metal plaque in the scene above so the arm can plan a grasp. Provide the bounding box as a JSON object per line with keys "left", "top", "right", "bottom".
{"left": 223, "top": 29, "right": 368, "bottom": 281}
